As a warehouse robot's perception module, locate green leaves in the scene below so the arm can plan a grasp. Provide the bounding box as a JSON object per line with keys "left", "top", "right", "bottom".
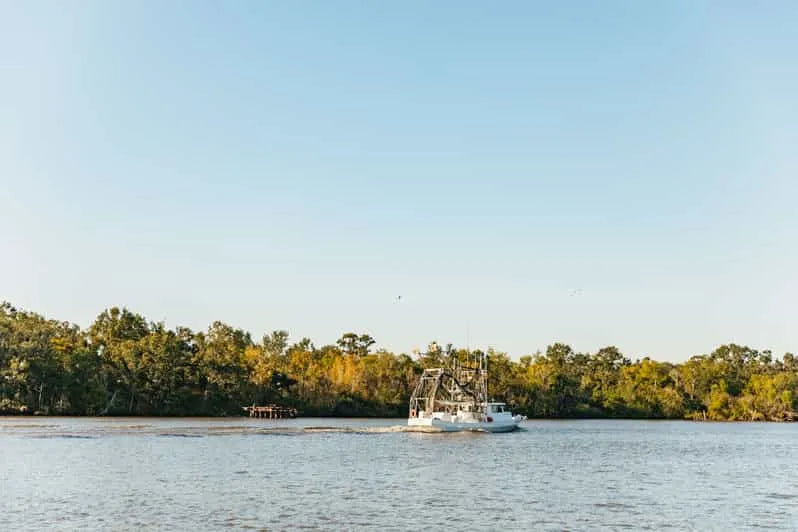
{"left": 1, "top": 301, "right": 797, "bottom": 420}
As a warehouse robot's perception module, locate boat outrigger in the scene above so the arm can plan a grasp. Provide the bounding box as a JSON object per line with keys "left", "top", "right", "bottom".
{"left": 408, "top": 352, "right": 526, "bottom": 432}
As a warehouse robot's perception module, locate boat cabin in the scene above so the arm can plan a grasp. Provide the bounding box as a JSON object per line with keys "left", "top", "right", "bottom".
{"left": 487, "top": 403, "right": 512, "bottom": 414}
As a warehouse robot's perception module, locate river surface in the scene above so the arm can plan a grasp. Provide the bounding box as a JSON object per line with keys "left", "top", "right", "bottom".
{"left": 1, "top": 417, "right": 797, "bottom": 530}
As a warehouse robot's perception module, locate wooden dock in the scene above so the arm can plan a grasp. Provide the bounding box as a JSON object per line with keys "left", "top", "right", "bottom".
{"left": 243, "top": 404, "right": 298, "bottom": 419}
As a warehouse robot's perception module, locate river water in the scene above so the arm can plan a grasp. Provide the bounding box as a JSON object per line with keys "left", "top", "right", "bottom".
{"left": 1, "top": 417, "right": 797, "bottom": 530}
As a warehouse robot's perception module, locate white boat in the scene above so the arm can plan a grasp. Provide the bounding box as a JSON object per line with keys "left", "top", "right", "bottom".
{"left": 407, "top": 353, "right": 526, "bottom": 433}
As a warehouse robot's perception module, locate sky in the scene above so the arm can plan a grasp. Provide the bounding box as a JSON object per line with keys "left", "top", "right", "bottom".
{"left": 1, "top": 1, "right": 797, "bottom": 361}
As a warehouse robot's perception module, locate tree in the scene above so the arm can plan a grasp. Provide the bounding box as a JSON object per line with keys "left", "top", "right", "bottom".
{"left": 336, "top": 333, "right": 375, "bottom": 358}
{"left": 89, "top": 307, "right": 150, "bottom": 414}
{"left": 193, "top": 321, "right": 252, "bottom": 414}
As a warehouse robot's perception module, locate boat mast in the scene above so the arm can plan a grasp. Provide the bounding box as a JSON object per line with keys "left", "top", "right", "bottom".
{"left": 483, "top": 350, "right": 488, "bottom": 415}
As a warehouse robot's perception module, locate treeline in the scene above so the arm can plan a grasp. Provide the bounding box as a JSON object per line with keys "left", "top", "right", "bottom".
{"left": 1, "top": 302, "right": 796, "bottom": 420}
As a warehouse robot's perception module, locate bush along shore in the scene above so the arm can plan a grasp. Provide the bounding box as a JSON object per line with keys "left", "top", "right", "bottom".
{"left": 1, "top": 302, "right": 796, "bottom": 420}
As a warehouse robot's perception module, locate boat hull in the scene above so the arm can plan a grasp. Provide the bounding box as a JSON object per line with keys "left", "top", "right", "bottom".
{"left": 408, "top": 416, "right": 523, "bottom": 433}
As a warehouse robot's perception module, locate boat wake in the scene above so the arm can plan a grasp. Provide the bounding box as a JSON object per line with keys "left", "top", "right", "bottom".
{"left": 7, "top": 424, "right": 474, "bottom": 439}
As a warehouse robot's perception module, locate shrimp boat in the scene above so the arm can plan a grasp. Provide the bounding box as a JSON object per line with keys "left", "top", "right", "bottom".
{"left": 407, "top": 352, "right": 526, "bottom": 433}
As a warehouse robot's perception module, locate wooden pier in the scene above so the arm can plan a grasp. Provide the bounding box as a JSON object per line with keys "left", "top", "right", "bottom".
{"left": 243, "top": 404, "right": 298, "bottom": 419}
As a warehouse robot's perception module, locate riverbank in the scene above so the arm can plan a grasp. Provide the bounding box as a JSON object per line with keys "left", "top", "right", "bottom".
{"left": 2, "top": 302, "right": 797, "bottom": 422}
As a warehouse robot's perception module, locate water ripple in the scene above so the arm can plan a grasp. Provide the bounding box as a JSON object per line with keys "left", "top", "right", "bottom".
{"left": 2, "top": 417, "right": 798, "bottom": 530}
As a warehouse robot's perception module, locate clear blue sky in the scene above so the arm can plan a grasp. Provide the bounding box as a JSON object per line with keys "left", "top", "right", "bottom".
{"left": 2, "top": 1, "right": 797, "bottom": 361}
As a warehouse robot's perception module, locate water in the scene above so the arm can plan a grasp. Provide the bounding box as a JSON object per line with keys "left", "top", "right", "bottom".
{"left": 2, "top": 417, "right": 797, "bottom": 530}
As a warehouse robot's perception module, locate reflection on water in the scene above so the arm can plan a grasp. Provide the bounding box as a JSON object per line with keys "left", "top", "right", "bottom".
{"left": 2, "top": 417, "right": 798, "bottom": 530}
